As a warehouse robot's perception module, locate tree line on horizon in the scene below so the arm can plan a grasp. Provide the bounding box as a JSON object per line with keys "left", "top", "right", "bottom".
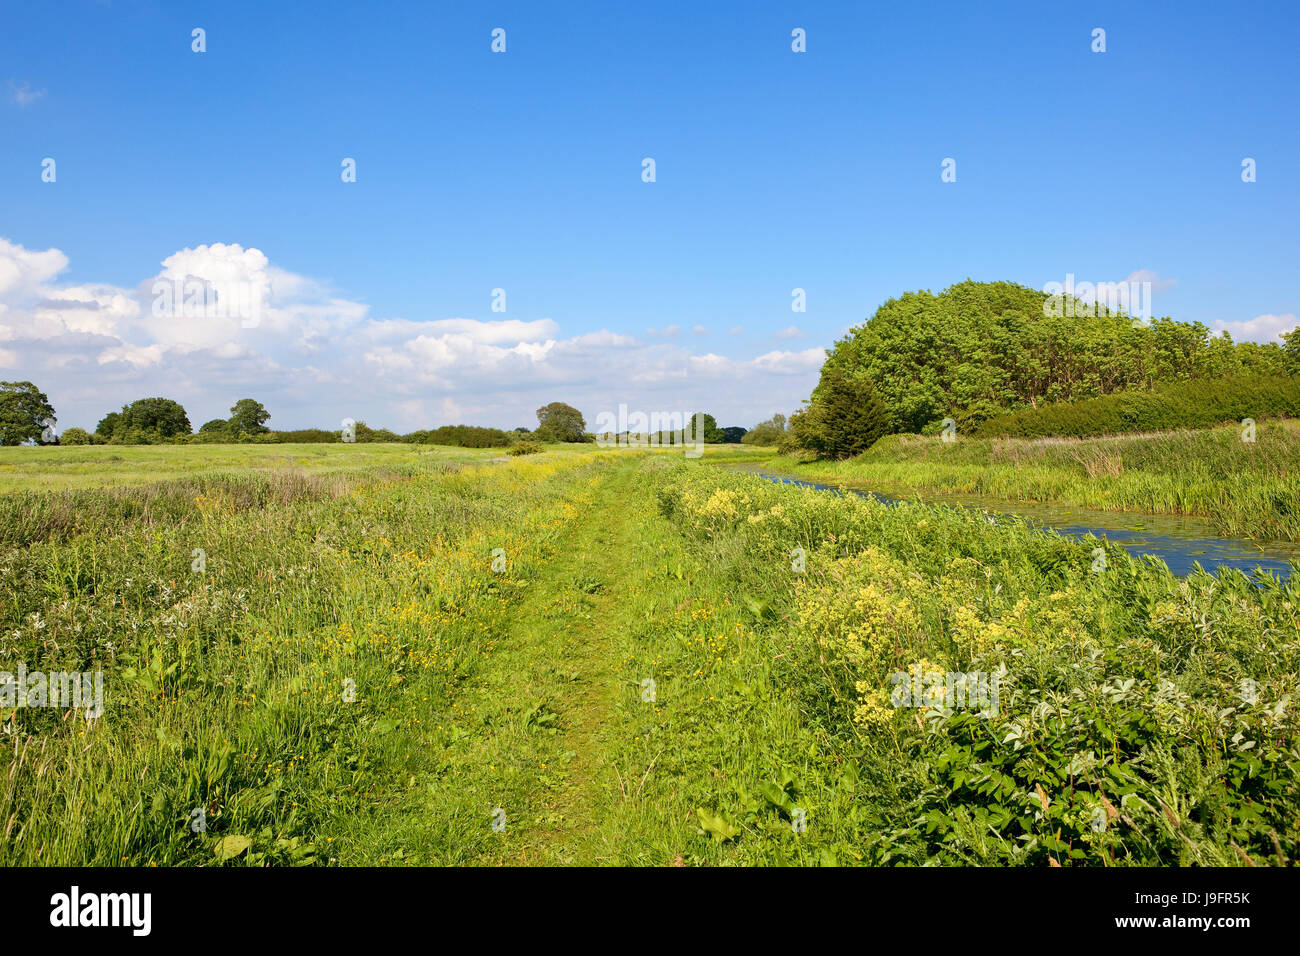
{"left": 0, "top": 389, "right": 752, "bottom": 448}
{"left": 12, "top": 278, "right": 1292, "bottom": 455}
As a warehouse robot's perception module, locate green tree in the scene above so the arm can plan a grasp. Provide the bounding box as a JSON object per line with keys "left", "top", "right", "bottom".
{"left": 1283, "top": 326, "right": 1300, "bottom": 374}
{"left": 821, "top": 279, "right": 1284, "bottom": 434}
{"left": 719, "top": 426, "right": 748, "bottom": 443}
{"left": 0, "top": 381, "right": 56, "bottom": 446}
{"left": 199, "top": 419, "right": 230, "bottom": 434}
{"left": 789, "top": 367, "right": 890, "bottom": 459}
{"left": 228, "top": 398, "right": 270, "bottom": 435}
{"left": 95, "top": 411, "right": 122, "bottom": 438}
{"left": 742, "top": 413, "right": 787, "bottom": 445}
{"left": 99, "top": 398, "right": 191, "bottom": 442}
{"left": 534, "top": 402, "right": 587, "bottom": 442}
{"left": 690, "top": 412, "right": 723, "bottom": 443}
{"left": 59, "top": 427, "right": 92, "bottom": 445}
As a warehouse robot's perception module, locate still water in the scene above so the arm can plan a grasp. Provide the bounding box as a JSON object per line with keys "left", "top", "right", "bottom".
{"left": 734, "top": 466, "right": 1300, "bottom": 580}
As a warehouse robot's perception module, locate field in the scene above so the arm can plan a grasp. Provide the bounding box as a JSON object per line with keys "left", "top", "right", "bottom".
{"left": 0, "top": 442, "right": 504, "bottom": 494}
{"left": 2, "top": 443, "right": 1298, "bottom": 866}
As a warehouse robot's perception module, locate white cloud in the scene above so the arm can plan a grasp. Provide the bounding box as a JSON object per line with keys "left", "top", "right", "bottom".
{"left": 1124, "top": 269, "right": 1177, "bottom": 293}
{"left": 1211, "top": 313, "right": 1297, "bottom": 344}
{"left": 775, "top": 325, "right": 806, "bottom": 339}
{"left": 8, "top": 80, "right": 46, "bottom": 107}
{"left": 0, "top": 236, "right": 828, "bottom": 432}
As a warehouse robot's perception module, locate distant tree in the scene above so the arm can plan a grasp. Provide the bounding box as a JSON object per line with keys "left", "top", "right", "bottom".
{"left": 58, "top": 426, "right": 92, "bottom": 445}
{"left": 689, "top": 412, "right": 724, "bottom": 443}
{"left": 0, "top": 381, "right": 56, "bottom": 446}
{"left": 199, "top": 419, "right": 230, "bottom": 434}
{"left": 789, "top": 367, "right": 890, "bottom": 459}
{"left": 95, "top": 411, "right": 122, "bottom": 438}
{"left": 103, "top": 398, "right": 192, "bottom": 441}
{"left": 534, "top": 402, "right": 587, "bottom": 442}
{"left": 742, "top": 413, "right": 788, "bottom": 446}
{"left": 719, "top": 426, "right": 748, "bottom": 443}
{"left": 227, "top": 398, "right": 270, "bottom": 435}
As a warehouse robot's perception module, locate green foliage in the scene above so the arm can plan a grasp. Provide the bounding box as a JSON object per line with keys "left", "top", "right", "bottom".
{"left": 227, "top": 399, "right": 270, "bottom": 436}
{"left": 405, "top": 425, "right": 514, "bottom": 448}
{"left": 1283, "top": 327, "right": 1300, "bottom": 374}
{"left": 719, "top": 426, "right": 748, "bottom": 443}
{"left": 534, "top": 402, "right": 588, "bottom": 442}
{"left": 97, "top": 398, "right": 192, "bottom": 442}
{"left": 821, "top": 280, "right": 1288, "bottom": 433}
{"left": 94, "top": 411, "right": 121, "bottom": 438}
{"left": 691, "top": 412, "right": 723, "bottom": 443}
{"left": 978, "top": 374, "right": 1300, "bottom": 439}
{"left": 0, "top": 381, "right": 56, "bottom": 446}
{"left": 507, "top": 439, "right": 543, "bottom": 455}
{"left": 742, "top": 413, "right": 788, "bottom": 446}
{"left": 772, "top": 420, "right": 1300, "bottom": 540}
{"left": 58, "top": 427, "right": 92, "bottom": 446}
{"left": 655, "top": 464, "right": 1300, "bottom": 866}
{"left": 787, "top": 367, "right": 890, "bottom": 459}
{"left": 271, "top": 429, "right": 340, "bottom": 443}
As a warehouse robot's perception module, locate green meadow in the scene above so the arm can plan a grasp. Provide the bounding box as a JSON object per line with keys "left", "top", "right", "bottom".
{"left": 2, "top": 443, "right": 1297, "bottom": 866}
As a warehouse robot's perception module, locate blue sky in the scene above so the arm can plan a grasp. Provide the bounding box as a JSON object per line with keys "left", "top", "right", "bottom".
{"left": 2, "top": 0, "right": 1298, "bottom": 432}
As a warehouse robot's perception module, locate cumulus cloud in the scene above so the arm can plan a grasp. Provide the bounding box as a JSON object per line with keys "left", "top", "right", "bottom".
{"left": 1211, "top": 313, "right": 1297, "bottom": 343}
{"left": 775, "top": 325, "right": 806, "bottom": 339}
{"left": 0, "top": 236, "right": 828, "bottom": 431}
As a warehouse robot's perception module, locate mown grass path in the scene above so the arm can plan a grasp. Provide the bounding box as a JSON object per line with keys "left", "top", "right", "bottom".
{"left": 336, "top": 461, "right": 696, "bottom": 864}
{"left": 338, "top": 456, "right": 832, "bottom": 866}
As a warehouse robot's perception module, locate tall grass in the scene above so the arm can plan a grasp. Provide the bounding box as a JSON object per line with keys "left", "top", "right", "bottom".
{"left": 0, "top": 453, "right": 601, "bottom": 865}
{"left": 654, "top": 464, "right": 1300, "bottom": 865}
{"left": 767, "top": 421, "right": 1300, "bottom": 540}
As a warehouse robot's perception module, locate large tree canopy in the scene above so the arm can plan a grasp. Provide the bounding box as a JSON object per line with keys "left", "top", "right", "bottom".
{"left": 534, "top": 402, "right": 587, "bottom": 442}
{"left": 228, "top": 398, "right": 271, "bottom": 435}
{"left": 0, "top": 381, "right": 56, "bottom": 446}
{"left": 819, "top": 280, "right": 1287, "bottom": 433}
{"left": 97, "top": 398, "right": 192, "bottom": 440}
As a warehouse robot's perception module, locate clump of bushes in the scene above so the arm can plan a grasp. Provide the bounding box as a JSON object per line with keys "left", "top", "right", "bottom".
{"left": 508, "top": 440, "right": 543, "bottom": 456}
{"left": 406, "top": 425, "right": 514, "bottom": 448}
{"left": 56, "top": 427, "right": 92, "bottom": 445}
{"left": 977, "top": 374, "right": 1300, "bottom": 439}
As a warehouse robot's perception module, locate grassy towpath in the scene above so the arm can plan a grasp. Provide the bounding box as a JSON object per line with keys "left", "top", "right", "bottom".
{"left": 338, "top": 455, "right": 847, "bottom": 865}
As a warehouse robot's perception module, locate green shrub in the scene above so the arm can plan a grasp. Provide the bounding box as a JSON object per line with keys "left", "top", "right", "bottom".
{"left": 978, "top": 374, "right": 1300, "bottom": 439}
{"left": 405, "top": 425, "right": 514, "bottom": 448}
